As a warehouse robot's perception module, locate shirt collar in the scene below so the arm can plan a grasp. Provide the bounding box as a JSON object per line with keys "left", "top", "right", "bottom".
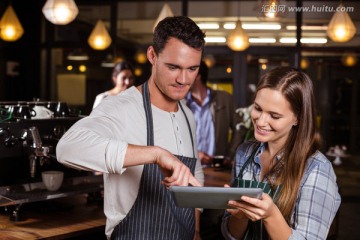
{"left": 254, "top": 142, "right": 283, "bottom": 164}
{"left": 187, "top": 88, "right": 211, "bottom": 107}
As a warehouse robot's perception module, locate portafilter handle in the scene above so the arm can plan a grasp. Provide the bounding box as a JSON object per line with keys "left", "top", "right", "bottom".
{"left": 28, "top": 126, "right": 49, "bottom": 157}
{"left": 29, "top": 126, "right": 42, "bottom": 149}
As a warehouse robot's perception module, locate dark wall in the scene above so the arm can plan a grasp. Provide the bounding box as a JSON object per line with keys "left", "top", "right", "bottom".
{"left": 0, "top": 1, "right": 43, "bottom": 101}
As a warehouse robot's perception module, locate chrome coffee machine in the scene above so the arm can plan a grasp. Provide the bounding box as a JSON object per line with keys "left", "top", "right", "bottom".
{"left": 0, "top": 101, "right": 103, "bottom": 221}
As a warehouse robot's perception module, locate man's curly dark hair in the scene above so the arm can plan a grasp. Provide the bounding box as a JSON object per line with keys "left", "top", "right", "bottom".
{"left": 153, "top": 16, "right": 206, "bottom": 55}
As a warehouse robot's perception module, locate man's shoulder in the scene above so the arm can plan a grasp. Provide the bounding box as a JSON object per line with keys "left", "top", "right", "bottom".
{"left": 100, "top": 87, "right": 142, "bottom": 109}
{"left": 211, "top": 89, "right": 232, "bottom": 98}
{"left": 118, "top": 86, "right": 141, "bottom": 101}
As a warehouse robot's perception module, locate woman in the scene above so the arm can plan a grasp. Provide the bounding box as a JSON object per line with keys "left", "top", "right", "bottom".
{"left": 221, "top": 66, "right": 341, "bottom": 240}
{"left": 93, "top": 60, "right": 135, "bottom": 109}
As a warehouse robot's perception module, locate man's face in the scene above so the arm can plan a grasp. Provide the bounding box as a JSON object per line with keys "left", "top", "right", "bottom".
{"left": 148, "top": 37, "right": 202, "bottom": 103}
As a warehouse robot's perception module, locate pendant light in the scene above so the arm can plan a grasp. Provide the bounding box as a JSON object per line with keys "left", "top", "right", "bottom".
{"left": 0, "top": 4, "right": 24, "bottom": 41}
{"left": 153, "top": 2, "right": 174, "bottom": 32}
{"left": 227, "top": 20, "right": 250, "bottom": 51}
{"left": 227, "top": 1, "right": 249, "bottom": 51}
{"left": 327, "top": 3, "right": 356, "bottom": 42}
{"left": 88, "top": 20, "right": 112, "bottom": 50}
{"left": 42, "top": 0, "right": 79, "bottom": 25}
{"left": 263, "top": 0, "right": 282, "bottom": 19}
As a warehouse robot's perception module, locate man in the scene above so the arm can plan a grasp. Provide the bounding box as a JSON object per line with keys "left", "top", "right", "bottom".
{"left": 56, "top": 16, "right": 205, "bottom": 240}
{"left": 186, "top": 61, "right": 241, "bottom": 167}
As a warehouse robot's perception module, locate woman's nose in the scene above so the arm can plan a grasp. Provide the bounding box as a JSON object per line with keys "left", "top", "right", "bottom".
{"left": 256, "top": 112, "right": 268, "bottom": 126}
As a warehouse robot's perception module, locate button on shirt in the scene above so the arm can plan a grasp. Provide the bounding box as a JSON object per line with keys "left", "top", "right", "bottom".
{"left": 187, "top": 89, "right": 215, "bottom": 156}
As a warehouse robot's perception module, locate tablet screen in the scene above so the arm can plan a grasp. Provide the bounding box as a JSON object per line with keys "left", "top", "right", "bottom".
{"left": 169, "top": 186, "right": 263, "bottom": 209}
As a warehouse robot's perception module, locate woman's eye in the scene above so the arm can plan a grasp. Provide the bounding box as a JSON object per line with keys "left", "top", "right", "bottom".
{"left": 271, "top": 115, "right": 280, "bottom": 119}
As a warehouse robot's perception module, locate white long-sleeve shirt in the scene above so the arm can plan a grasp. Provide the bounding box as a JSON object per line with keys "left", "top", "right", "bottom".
{"left": 56, "top": 86, "right": 204, "bottom": 238}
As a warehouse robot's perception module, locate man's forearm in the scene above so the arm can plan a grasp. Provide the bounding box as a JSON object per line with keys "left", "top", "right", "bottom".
{"left": 123, "top": 144, "right": 160, "bottom": 167}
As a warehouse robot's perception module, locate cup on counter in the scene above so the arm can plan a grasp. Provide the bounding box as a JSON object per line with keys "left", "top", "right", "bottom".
{"left": 212, "top": 155, "right": 225, "bottom": 168}
{"left": 42, "top": 171, "right": 64, "bottom": 191}
{"left": 32, "top": 105, "right": 54, "bottom": 119}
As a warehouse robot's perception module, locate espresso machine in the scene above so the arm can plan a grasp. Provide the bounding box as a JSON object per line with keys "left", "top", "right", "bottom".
{"left": 0, "top": 101, "right": 103, "bottom": 221}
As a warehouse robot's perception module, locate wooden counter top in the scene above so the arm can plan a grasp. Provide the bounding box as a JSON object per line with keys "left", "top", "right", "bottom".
{"left": 203, "top": 167, "right": 232, "bottom": 187}
{"left": 0, "top": 194, "right": 106, "bottom": 239}
{"left": 0, "top": 168, "right": 231, "bottom": 239}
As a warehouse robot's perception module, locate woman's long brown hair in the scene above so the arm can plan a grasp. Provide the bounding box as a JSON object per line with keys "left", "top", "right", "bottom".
{"left": 255, "top": 67, "right": 321, "bottom": 222}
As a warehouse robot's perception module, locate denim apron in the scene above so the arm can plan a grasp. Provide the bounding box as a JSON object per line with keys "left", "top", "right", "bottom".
{"left": 111, "top": 81, "right": 197, "bottom": 240}
{"left": 233, "top": 144, "right": 282, "bottom": 240}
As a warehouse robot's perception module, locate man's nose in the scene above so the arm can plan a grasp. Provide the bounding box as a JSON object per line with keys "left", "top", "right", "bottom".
{"left": 177, "top": 70, "right": 187, "bottom": 84}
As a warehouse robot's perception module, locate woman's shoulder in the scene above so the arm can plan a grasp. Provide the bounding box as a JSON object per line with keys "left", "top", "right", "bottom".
{"left": 236, "top": 140, "right": 260, "bottom": 157}
{"left": 304, "top": 150, "right": 335, "bottom": 178}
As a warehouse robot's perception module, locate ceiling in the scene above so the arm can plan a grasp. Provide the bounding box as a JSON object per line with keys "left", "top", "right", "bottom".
{"left": 75, "top": 0, "right": 360, "bottom": 49}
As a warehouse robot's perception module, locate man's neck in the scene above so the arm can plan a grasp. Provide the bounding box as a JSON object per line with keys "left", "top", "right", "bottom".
{"left": 138, "top": 82, "right": 179, "bottom": 112}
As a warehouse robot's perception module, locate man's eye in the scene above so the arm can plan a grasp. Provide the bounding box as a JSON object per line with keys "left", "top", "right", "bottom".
{"left": 168, "top": 65, "right": 177, "bottom": 70}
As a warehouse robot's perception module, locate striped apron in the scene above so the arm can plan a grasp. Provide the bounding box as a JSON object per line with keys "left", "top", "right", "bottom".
{"left": 233, "top": 144, "right": 282, "bottom": 240}
{"left": 111, "top": 81, "right": 197, "bottom": 240}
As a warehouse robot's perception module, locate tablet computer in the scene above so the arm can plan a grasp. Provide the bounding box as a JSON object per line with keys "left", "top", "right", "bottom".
{"left": 169, "top": 186, "right": 263, "bottom": 209}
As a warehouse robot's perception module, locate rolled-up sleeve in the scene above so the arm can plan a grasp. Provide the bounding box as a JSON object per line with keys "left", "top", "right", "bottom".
{"left": 56, "top": 116, "right": 128, "bottom": 174}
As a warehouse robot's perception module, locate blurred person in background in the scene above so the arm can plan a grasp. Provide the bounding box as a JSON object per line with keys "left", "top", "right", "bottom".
{"left": 186, "top": 60, "right": 241, "bottom": 168}
{"left": 93, "top": 60, "right": 135, "bottom": 109}
{"left": 186, "top": 60, "right": 245, "bottom": 240}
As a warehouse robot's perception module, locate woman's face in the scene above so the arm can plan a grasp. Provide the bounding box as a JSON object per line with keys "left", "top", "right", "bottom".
{"left": 251, "top": 88, "right": 298, "bottom": 147}
{"left": 115, "top": 69, "right": 135, "bottom": 90}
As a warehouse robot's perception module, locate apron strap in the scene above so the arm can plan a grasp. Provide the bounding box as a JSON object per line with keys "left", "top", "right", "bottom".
{"left": 142, "top": 81, "right": 154, "bottom": 146}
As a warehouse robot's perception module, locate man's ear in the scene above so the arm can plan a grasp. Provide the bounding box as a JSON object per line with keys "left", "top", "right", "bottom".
{"left": 147, "top": 46, "right": 156, "bottom": 64}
